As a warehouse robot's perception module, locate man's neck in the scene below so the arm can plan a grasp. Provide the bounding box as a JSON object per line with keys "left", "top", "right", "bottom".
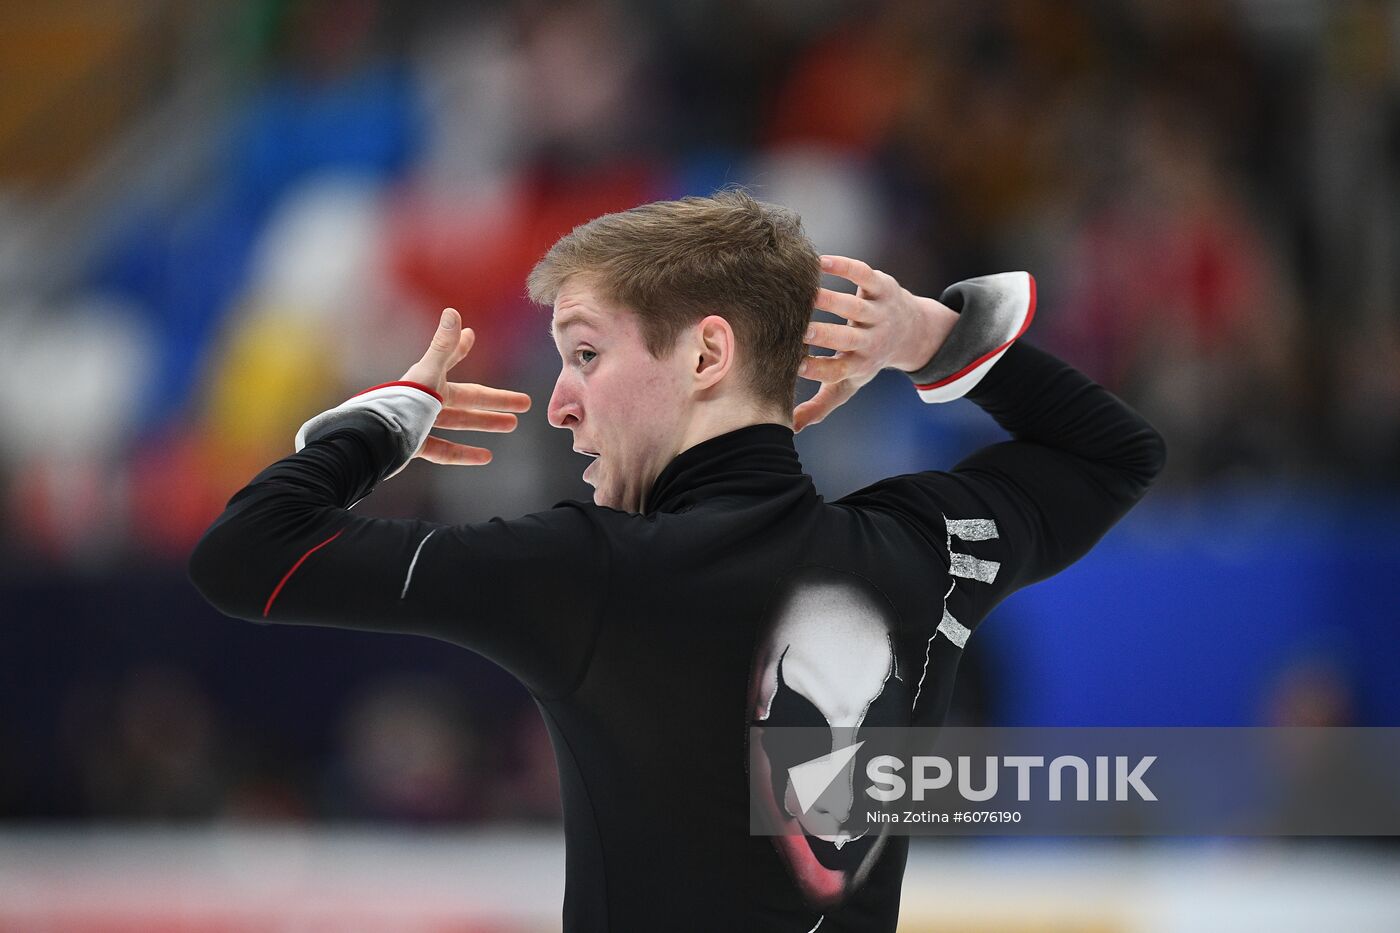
{"left": 676, "top": 406, "right": 791, "bottom": 459}
{"left": 638, "top": 405, "right": 792, "bottom": 514}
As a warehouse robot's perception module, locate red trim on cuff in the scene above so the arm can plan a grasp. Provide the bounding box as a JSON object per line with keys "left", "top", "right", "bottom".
{"left": 915, "top": 274, "right": 1037, "bottom": 391}
{"left": 263, "top": 528, "right": 345, "bottom": 618}
{"left": 351, "top": 381, "right": 444, "bottom": 403}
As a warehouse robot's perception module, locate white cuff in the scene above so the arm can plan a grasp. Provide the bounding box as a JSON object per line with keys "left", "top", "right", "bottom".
{"left": 295, "top": 381, "right": 443, "bottom": 481}
{"left": 906, "top": 271, "right": 1036, "bottom": 403}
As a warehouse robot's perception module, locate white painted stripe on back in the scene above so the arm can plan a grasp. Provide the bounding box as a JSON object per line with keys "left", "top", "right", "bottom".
{"left": 950, "top": 553, "right": 1000, "bottom": 584}
{"left": 914, "top": 581, "right": 958, "bottom": 712}
{"left": 945, "top": 517, "right": 998, "bottom": 541}
{"left": 937, "top": 609, "right": 971, "bottom": 649}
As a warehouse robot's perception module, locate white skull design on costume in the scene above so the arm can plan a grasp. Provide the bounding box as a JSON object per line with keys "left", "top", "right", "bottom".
{"left": 748, "top": 569, "right": 910, "bottom": 908}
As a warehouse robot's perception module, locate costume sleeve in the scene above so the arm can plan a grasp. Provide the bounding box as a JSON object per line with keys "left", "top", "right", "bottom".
{"left": 187, "top": 382, "right": 610, "bottom": 699}
{"left": 837, "top": 277, "right": 1165, "bottom": 638}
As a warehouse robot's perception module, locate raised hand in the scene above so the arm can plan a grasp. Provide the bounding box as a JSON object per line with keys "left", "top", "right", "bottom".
{"left": 793, "top": 255, "right": 958, "bottom": 433}
{"left": 399, "top": 308, "right": 533, "bottom": 465}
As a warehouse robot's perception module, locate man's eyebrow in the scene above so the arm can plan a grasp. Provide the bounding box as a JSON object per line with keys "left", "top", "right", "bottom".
{"left": 548, "top": 312, "right": 597, "bottom": 340}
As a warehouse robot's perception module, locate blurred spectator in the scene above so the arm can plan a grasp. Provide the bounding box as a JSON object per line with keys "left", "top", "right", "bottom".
{"left": 1052, "top": 92, "right": 1305, "bottom": 486}
{"left": 59, "top": 665, "right": 229, "bottom": 820}
{"left": 323, "top": 674, "right": 486, "bottom": 823}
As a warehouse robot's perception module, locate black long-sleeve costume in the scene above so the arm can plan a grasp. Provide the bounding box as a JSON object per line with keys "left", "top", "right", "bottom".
{"left": 189, "top": 274, "right": 1164, "bottom": 932}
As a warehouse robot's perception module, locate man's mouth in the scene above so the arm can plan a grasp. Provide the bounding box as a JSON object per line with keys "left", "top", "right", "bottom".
{"left": 574, "top": 447, "right": 600, "bottom": 482}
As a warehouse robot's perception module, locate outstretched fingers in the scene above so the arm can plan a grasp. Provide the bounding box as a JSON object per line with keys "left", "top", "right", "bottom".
{"left": 792, "top": 256, "right": 900, "bottom": 434}
{"left": 820, "top": 255, "right": 890, "bottom": 298}
{"left": 814, "top": 286, "right": 870, "bottom": 323}
{"left": 434, "top": 408, "right": 519, "bottom": 432}
{"left": 445, "top": 381, "right": 532, "bottom": 413}
{"left": 798, "top": 351, "right": 854, "bottom": 384}
{"left": 449, "top": 325, "right": 477, "bottom": 369}
{"left": 805, "top": 319, "right": 865, "bottom": 353}
{"left": 418, "top": 435, "right": 493, "bottom": 466}
{"left": 793, "top": 381, "right": 857, "bottom": 433}
{"left": 400, "top": 314, "right": 528, "bottom": 466}
{"left": 421, "top": 309, "right": 475, "bottom": 369}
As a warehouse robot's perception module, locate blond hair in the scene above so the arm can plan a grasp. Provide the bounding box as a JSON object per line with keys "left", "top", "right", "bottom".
{"left": 527, "top": 188, "right": 819, "bottom": 414}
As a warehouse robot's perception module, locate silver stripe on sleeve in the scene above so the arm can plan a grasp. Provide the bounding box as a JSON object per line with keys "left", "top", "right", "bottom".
{"left": 400, "top": 529, "right": 437, "bottom": 598}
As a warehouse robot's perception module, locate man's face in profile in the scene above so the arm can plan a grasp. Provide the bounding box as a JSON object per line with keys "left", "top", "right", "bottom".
{"left": 547, "top": 277, "right": 691, "bottom": 513}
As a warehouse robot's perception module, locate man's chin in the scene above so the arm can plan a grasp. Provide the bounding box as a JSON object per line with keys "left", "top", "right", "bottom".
{"left": 591, "top": 486, "right": 641, "bottom": 514}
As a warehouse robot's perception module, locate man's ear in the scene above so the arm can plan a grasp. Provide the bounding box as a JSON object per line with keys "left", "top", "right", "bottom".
{"left": 693, "top": 314, "right": 736, "bottom": 389}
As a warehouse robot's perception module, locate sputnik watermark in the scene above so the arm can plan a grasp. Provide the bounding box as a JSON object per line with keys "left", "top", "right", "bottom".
{"left": 865, "top": 754, "right": 1156, "bottom": 802}
{"left": 749, "top": 727, "right": 1400, "bottom": 836}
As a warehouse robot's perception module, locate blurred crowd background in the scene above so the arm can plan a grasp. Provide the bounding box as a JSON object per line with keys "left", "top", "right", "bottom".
{"left": 2, "top": 0, "right": 1398, "bottom": 838}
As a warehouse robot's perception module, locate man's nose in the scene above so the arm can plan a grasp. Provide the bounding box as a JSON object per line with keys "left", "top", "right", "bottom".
{"left": 547, "top": 376, "right": 580, "bottom": 429}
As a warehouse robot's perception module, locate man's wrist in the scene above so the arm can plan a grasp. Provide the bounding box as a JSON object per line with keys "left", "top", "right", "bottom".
{"left": 889, "top": 298, "right": 960, "bottom": 374}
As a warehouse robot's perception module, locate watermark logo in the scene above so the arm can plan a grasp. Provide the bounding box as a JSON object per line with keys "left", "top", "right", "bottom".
{"left": 788, "top": 741, "right": 867, "bottom": 814}
{"left": 866, "top": 754, "right": 1156, "bottom": 802}
{"left": 750, "top": 727, "right": 1400, "bottom": 836}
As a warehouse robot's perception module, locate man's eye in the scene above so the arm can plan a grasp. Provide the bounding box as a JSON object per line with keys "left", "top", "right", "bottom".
{"left": 576, "top": 349, "right": 597, "bottom": 365}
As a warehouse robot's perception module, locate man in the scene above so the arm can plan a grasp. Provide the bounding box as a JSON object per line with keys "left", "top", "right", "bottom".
{"left": 189, "top": 190, "right": 1165, "bottom": 931}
